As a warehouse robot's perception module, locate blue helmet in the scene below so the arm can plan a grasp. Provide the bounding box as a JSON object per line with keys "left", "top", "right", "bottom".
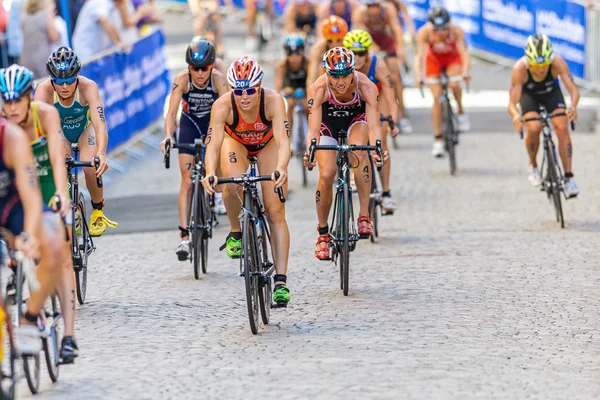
{"left": 283, "top": 34, "right": 305, "bottom": 52}
{"left": 0, "top": 64, "right": 34, "bottom": 101}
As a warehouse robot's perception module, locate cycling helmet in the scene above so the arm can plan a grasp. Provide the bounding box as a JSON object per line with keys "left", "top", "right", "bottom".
{"left": 46, "top": 46, "right": 81, "bottom": 79}
{"left": 283, "top": 33, "right": 305, "bottom": 52}
{"left": 322, "top": 15, "right": 348, "bottom": 41}
{"left": 186, "top": 37, "right": 216, "bottom": 68}
{"left": 227, "top": 56, "right": 263, "bottom": 89}
{"left": 364, "top": 0, "right": 381, "bottom": 5}
{"left": 525, "top": 34, "right": 553, "bottom": 65}
{"left": 323, "top": 47, "right": 355, "bottom": 77}
{"left": 343, "top": 30, "right": 373, "bottom": 52}
{"left": 0, "top": 65, "right": 34, "bottom": 101}
{"left": 428, "top": 6, "right": 450, "bottom": 30}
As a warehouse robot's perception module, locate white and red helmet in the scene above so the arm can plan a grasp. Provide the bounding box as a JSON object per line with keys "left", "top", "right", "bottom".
{"left": 227, "top": 56, "right": 264, "bottom": 89}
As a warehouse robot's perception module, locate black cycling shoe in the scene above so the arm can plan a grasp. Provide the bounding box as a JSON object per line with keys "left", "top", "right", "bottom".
{"left": 60, "top": 336, "right": 79, "bottom": 364}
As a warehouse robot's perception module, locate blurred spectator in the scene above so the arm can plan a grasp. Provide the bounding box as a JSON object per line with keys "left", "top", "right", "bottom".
{"left": 21, "top": 0, "right": 60, "bottom": 78}
{"left": 111, "top": 0, "right": 154, "bottom": 43}
{"left": 586, "top": 0, "right": 599, "bottom": 9}
{"left": 5, "top": 0, "right": 23, "bottom": 66}
{"left": 72, "top": 0, "right": 120, "bottom": 62}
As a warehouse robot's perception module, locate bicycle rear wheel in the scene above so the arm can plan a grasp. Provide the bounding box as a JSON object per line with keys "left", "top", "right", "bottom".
{"left": 257, "top": 217, "right": 272, "bottom": 324}
{"left": 547, "top": 148, "right": 564, "bottom": 228}
{"left": 242, "top": 207, "right": 260, "bottom": 334}
{"left": 295, "top": 110, "right": 308, "bottom": 188}
{"left": 191, "top": 179, "right": 202, "bottom": 280}
{"left": 368, "top": 159, "right": 379, "bottom": 243}
{"left": 75, "top": 192, "right": 89, "bottom": 305}
{"left": 3, "top": 293, "right": 17, "bottom": 399}
{"left": 16, "top": 265, "right": 40, "bottom": 394}
{"left": 443, "top": 103, "right": 457, "bottom": 175}
{"left": 340, "top": 182, "right": 350, "bottom": 296}
{"left": 43, "top": 295, "right": 62, "bottom": 382}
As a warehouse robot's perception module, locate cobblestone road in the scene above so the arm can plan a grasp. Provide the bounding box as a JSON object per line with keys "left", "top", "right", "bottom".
{"left": 18, "top": 10, "right": 600, "bottom": 400}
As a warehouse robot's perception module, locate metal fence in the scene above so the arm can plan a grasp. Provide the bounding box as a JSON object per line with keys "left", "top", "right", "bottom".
{"left": 585, "top": 4, "right": 600, "bottom": 90}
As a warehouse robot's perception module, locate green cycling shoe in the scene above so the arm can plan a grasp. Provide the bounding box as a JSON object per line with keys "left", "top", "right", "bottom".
{"left": 273, "top": 284, "right": 290, "bottom": 305}
{"left": 222, "top": 233, "right": 242, "bottom": 259}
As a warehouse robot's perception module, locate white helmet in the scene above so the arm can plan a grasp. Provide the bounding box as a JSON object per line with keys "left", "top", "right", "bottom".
{"left": 227, "top": 56, "right": 264, "bottom": 89}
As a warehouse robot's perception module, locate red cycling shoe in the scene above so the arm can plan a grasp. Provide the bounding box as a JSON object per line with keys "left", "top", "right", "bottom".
{"left": 314, "top": 234, "right": 332, "bottom": 260}
{"left": 357, "top": 216, "right": 373, "bottom": 239}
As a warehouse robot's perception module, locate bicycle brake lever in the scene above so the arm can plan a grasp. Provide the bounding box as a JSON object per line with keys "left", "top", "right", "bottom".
{"left": 375, "top": 139, "right": 383, "bottom": 172}
{"left": 273, "top": 171, "right": 286, "bottom": 203}
{"left": 164, "top": 138, "right": 171, "bottom": 169}
{"left": 308, "top": 138, "right": 317, "bottom": 171}
{"left": 93, "top": 156, "right": 103, "bottom": 188}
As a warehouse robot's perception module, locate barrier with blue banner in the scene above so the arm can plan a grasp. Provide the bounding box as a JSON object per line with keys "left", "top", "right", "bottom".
{"left": 402, "top": 0, "right": 587, "bottom": 79}
{"left": 80, "top": 30, "right": 170, "bottom": 153}
{"left": 165, "top": 0, "right": 287, "bottom": 16}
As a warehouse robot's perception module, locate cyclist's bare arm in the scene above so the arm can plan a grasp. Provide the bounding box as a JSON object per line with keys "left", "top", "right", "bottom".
{"left": 454, "top": 26, "right": 470, "bottom": 76}
{"left": 396, "top": 1, "right": 415, "bottom": 37}
{"left": 5, "top": 124, "right": 43, "bottom": 237}
{"left": 213, "top": 70, "right": 231, "bottom": 97}
{"left": 357, "top": 72, "right": 383, "bottom": 146}
{"left": 386, "top": 4, "right": 405, "bottom": 57}
{"left": 98, "top": 16, "right": 121, "bottom": 46}
{"left": 307, "top": 41, "right": 326, "bottom": 86}
{"left": 274, "top": 60, "right": 286, "bottom": 93}
{"left": 32, "top": 79, "right": 54, "bottom": 105}
{"left": 553, "top": 55, "right": 580, "bottom": 112}
{"left": 81, "top": 78, "right": 109, "bottom": 157}
{"left": 375, "top": 60, "right": 398, "bottom": 121}
{"left": 413, "top": 27, "right": 428, "bottom": 83}
{"left": 350, "top": 6, "right": 365, "bottom": 29}
{"left": 215, "top": 58, "right": 228, "bottom": 75}
{"left": 264, "top": 90, "right": 292, "bottom": 185}
{"left": 284, "top": 5, "right": 297, "bottom": 33}
{"left": 306, "top": 77, "right": 327, "bottom": 148}
{"left": 38, "top": 104, "right": 69, "bottom": 199}
{"left": 164, "top": 71, "right": 187, "bottom": 139}
{"left": 203, "top": 96, "right": 229, "bottom": 180}
{"left": 508, "top": 63, "right": 525, "bottom": 119}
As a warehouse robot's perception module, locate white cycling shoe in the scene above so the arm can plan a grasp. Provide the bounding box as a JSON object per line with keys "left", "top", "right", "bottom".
{"left": 527, "top": 165, "right": 542, "bottom": 187}
{"left": 432, "top": 140, "right": 445, "bottom": 158}
{"left": 564, "top": 178, "right": 580, "bottom": 198}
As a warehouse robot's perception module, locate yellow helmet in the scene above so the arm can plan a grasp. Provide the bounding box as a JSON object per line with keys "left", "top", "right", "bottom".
{"left": 343, "top": 29, "right": 373, "bottom": 53}
{"left": 525, "top": 34, "right": 553, "bottom": 65}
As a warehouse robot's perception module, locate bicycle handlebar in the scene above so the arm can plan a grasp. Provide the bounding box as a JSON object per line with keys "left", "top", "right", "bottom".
{"left": 518, "top": 111, "right": 576, "bottom": 139}
{"left": 164, "top": 138, "right": 206, "bottom": 169}
{"left": 65, "top": 155, "right": 102, "bottom": 188}
{"left": 52, "top": 195, "right": 70, "bottom": 242}
{"left": 211, "top": 173, "right": 286, "bottom": 203}
{"left": 380, "top": 115, "right": 395, "bottom": 131}
{"left": 307, "top": 137, "right": 384, "bottom": 172}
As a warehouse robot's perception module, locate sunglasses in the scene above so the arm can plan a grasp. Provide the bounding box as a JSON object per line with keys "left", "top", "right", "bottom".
{"left": 190, "top": 65, "right": 212, "bottom": 72}
{"left": 286, "top": 50, "right": 303, "bottom": 56}
{"left": 354, "top": 51, "right": 368, "bottom": 58}
{"left": 233, "top": 87, "right": 259, "bottom": 96}
{"left": 52, "top": 77, "right": 77, "bottom": 85}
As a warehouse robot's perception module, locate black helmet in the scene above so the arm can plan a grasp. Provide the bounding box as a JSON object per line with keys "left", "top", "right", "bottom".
{"left": 46, "top": 46, "right": 81, "bottom": 79}
{"left": 186, "top": 37, "right": 216, "bottom": 68}
{"left": 428, "top": 6, "right": 450, "bottom": 30}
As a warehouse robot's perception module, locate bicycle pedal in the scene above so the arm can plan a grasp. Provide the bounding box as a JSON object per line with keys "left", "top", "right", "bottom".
{"left": 59, "top": 359, "right": 75, "bottom": 365}
{"left": 271, "top": 302, "right": 288, "bottom": 309}
{"left": 358, "top": 233, "right": 371, "bottom": 240}
{"left": 382, "top": 210, "right": 394, "bottom": 216}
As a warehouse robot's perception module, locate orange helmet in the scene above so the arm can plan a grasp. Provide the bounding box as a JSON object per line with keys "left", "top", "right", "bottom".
{"left": 323, "top": 47, "right": 355, "bottom": 76}
{"left": 322, "top": 15, "right": 348, "bottom": 41}
{"left": 227, "top": 56, "right": 263, "bottom": 89}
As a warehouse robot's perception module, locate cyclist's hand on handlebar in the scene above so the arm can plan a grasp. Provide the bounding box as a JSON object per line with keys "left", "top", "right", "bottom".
{"left": 272, "top": 169, "right": 287, "bottom": 189}
{"left": 303, "top": 152, "right": 316, "bottom": 169}
{"left": 53, "top": 192, "right": 70, "bottom": 218}
{"left": 95, "top": 153, "right": 108, "bottom": 176}
{"left": 567, "top": 107, "right": 578, "bottom": 123}
{"left": 202, "top": 175, "right": 218, "bottom": 195}
{"left": 373, "top": 150, "right": 389, "bottom": 167}
{"left": 160, "top": 137, "right": 170, "bottom": 154}
{"left": 512, "top": 115, "right": 524, "bottom": 133}
{"left": 415, "top": 79, "right": 423, "bottom": 89}
{"left": 463, "top": 71, "right": 472, "bottom": 84}
{"left": 391, "top": 124, "right": 400, "bottom": 137}
{"left": 15, "top": 232, "right": 39, "bottom": 261}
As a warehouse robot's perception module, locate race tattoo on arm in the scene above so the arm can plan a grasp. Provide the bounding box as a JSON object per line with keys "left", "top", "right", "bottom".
{"left": 284, "top": 120, "right": 290, "bottom": 138}
{"left": 308, "top": 98, "right": 314, "bottom": 115}
{"left": 205, "top": 127, "right": 212, "bottom": 145}
{"left": 172, "top": 83, "right": 179, "bottom": 91}
{"left": 386, "top": 75, "right": 393, "bottom": 87}
{"left": 25, "top": 165, "right": 38, "bottom": 188}
{"left": 96, "top": 106, "right": 106, "bottom": 123}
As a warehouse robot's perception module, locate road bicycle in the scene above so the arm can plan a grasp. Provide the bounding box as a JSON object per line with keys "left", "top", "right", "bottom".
{"left": 210, "top": 158, "right": 285, "bottom": 334}
{"left": 164, "top": 137, "right": 216, "bottom": 279}
{"left": 423, "top": 70, "right": 465, "bottom": 175}
{"left": 520, "top": 106, "right": 575, "bottom": 228}
{"left": 289, "top": 87, "right": 308, "bottom": 187}
{"left": 307, "top": 132, "right": 382, "bottom": 296}
{"left": 65, "top": 143, "right": 101, "bottom": 304}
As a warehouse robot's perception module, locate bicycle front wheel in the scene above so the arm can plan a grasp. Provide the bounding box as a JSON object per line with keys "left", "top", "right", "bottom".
{"left": 75, "top": 192, "right": 89, "bottom": 304}
{"left": 257, "top": 218, "right": 272, "bottom": 324}
{"left": 368, "top": 159, "right": 379, "bottom": 243}
{"left": 17, "top": 265, "right": 41, "bottom": 394}
{"left": 242, "top": 210, "right": 260, "bottom": 334}
{"left": 547, "top": 149, "right": 564, "bottom": 228}
{"left": 443, "top": 103, "right": 457, "bottom": 175}
{"left": 43, "top": 295, "right": 62, "bottom": 382}
{"left": 340, "top": 182, "right": 350, "bottom": 296}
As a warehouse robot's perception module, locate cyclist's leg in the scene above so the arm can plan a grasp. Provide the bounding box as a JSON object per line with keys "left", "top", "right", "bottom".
{"left": 245, "top": 0, "right": 257, "bottom": 37}
{"left": 425, "top": 50, "right": 444, "bottom": 143}
{"left": 384, "top": 52, "right": 407, "bottom": 119}
{"left": 282, "top": 88, "right": 295, "bottom": 142}
{"left": 378, "top": 97, "right": 392, "bottom": 193}
{"left": 77, "top": 125, "right": 102, "bottom": 204}
{"left": 519, "top": 92, "right": 543, "bottom": 167}
{"left": 178, "top": 115, "right": 202, "bottom": 241}
{"left": 446, "top": 61, "right": 464, "bottom": 114}
{"left": 219, "top": 137, "right": 250, "bottom": 232}
{"left": 348, "top": 121, "right": 371, "bottom": 220}
{"left": 546, "top": 90, "right": 572, "bottom": 175}
{"left": 257, "top": 140, "right": 289, "bottom": 288}
{"left": 315, "top": 132, "right": 338, "bottom": 229}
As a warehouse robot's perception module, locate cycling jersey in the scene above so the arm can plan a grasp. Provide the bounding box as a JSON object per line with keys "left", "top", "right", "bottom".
{"left": 320, "top": 73, "right": 366, "bottom": 141}
{"left": 54, "top": 88, "right": 92, "bottom": 144}
{"left": 363, "top": 6, "right": 396, "bottom": 55}
{"left": 331, "top": 0, "right": 352, "bottom": 30}
{"left": 0, "top": 119, "right": 24, "bottom": 236}
{"left": 295, "top": 7, "right": 316, "bottom": 31}
{"left": 29, "top": 102, "right": 57, "bottom": 205}
{"left": 179, "top": 71, "right": 219, "bottom": 156}
{"left": 283, "top": 58, "right": 308, "bottom": 90}
{"left": 424, "top": 25, "right": 461, "bottom": 78}
{"left": 519, "top": 57, "right": 565, "bottom": 114}
{"left": 366, "top": 53, "right": 382, "bottom": 90}
{"left": 225, "top": 89, "right": 273, "bottom": 155}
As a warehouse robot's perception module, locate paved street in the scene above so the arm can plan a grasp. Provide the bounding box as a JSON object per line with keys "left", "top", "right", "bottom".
{"left": 16, "top": 9, "right": 600, "bottom": 400}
